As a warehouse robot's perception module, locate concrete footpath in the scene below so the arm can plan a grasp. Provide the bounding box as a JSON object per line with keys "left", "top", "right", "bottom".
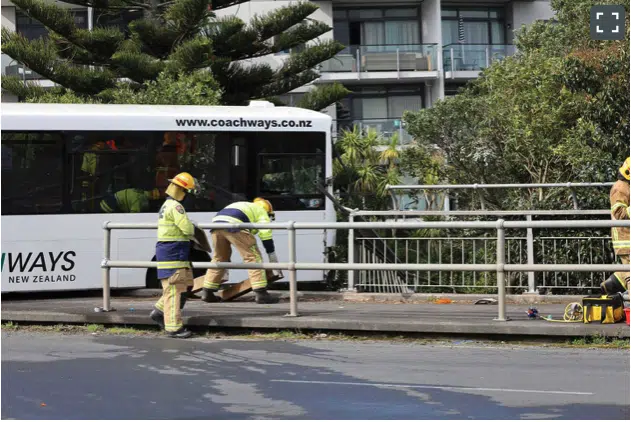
{"left": 1, "top": 291, "right": 629, "bottom": 338}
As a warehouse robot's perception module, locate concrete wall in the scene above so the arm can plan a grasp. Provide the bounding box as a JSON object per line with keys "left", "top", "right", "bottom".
{"left": 2, "top": 5, "right": 15, "bottom": 30}
{"left": 510, "top": 0, "right": 554, "bottom": 43}
{"left": 421, "top": 0, "right": 443, "bottom": 105}
{"left": 2, "top": 5, "right": 17, "bottom": 102}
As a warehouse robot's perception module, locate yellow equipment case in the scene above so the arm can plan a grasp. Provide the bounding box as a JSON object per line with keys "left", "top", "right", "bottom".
{"left": 582, "top": 294, "right": 625, "bottom": 324}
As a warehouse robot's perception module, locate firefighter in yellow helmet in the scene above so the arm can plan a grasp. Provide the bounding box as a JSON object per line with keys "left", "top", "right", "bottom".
{"left": 202, "top": 197, "right": 281, "bottom": 304}
{"left": 149, "top": 172, "right": 200, "bottom": 338}
{"left": 601, "top": 157, "right": 630, "bottom": 295}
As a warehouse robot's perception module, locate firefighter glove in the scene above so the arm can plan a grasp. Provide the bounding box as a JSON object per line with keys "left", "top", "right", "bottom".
{"left": 268, "top": 252, "right": 283, "bottom": 278}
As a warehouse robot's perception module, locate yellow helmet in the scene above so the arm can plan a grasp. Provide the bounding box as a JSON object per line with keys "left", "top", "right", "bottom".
{"left": 619, "top": 157, "right": 630, "bottom": 181}
{"left": 169, "top": 172, "right": 198, "bottom": 193}
{"left": 253, "top": 197, "right": 275, "bottom": 220}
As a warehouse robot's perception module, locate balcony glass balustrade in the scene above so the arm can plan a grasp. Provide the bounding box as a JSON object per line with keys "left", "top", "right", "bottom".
{"left": 319, "top": 44, "right": 438, "bottom": 73}
{"left": 2, "top": 53, "right": 43, "bottom": 80}
{"left": 335, "top": 119, "right": 414, "bottom": 145}
{"left": 443, "top": 44, "right": 515, "bottom": 72}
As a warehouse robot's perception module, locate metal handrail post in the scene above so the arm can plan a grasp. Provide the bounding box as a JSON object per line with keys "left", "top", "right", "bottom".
{"left": 570, "top": 189, "right": 579, "bottom": 209}
{"left": 100, "top": 222, "right": 113, "bottom": 312}
{"left": 494, "top": 219, "right": 509, "bottom": 321}
{"left": 526, "top": 215, "right": 536, "bottom": 293}
{"left": 348, "top": 213, "right": 355, "bottom": 291}
{"left": 287, "top": 221, "right": 298, "bottom": 317}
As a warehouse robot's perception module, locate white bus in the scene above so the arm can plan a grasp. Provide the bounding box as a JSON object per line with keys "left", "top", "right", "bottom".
{"left": 1, "top": 102, "right": 335, "bottom": 293}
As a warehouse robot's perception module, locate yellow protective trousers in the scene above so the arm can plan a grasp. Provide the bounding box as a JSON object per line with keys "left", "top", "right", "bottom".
{"left": 154, "top": 268, "right": 202, "bottom": 332}
{"left": 614, "top": 255, "right": 630, "bottom": 291}
{"left": 203, "top": 229, "right": 267, "bottom": 291}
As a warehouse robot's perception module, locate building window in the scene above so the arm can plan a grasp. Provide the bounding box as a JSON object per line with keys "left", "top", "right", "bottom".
{"left": 16, "top": 10, "right": 88, "bottom": 40}
{"left": 338, "top": 86, "right": 423, "bottom": 139}
{"left": 1, "top": 132, "right": 65, "bottom": 215}
{"left": 94, "top": 9, "right": 143, "bottom": 37}
{"left": 441, "top": 7, "right": 506, "bottom": 45}
{"left": 333, "top": 7, "right": 421, "bottom": 48}
{"left": 444, "top": 83, "right": 467, "bottom": 97}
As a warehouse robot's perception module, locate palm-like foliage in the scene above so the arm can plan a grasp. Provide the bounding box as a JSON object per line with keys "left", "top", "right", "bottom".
{"left": 333, "top": 126, "right": 401, "bottom": 209}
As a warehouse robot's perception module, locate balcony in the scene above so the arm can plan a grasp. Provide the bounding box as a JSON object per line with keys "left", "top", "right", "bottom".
{"left": 443, "top": 44, "right": 515, "bottom": 80}
{"left": 317, "top": 44, "right": 440, "bottom": 84}
{"left": 1, "top": 53, "right": 45, "bottom": 81}
{"left": 335, "top": 119, "right": 414, "bottom": 145}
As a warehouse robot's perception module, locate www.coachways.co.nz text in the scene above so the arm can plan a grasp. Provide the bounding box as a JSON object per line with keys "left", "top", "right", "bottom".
{"left": 175, "top": 118, "right": 313, "bottom": 129}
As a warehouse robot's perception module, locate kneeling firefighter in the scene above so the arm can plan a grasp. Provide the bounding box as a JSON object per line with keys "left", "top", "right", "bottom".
{"left": 601, "top": 157, "right": 630, "bottom": 296}
{"left": 202, "top": 198, "right": 282, "bottom": 304}
{"left": 150, "top": 172, "right": 201, "bottom": 339}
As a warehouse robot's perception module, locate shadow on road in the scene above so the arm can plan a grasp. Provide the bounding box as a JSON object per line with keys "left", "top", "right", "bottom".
{"left": 2, "top": 335, "right": 628, "bottom": 420}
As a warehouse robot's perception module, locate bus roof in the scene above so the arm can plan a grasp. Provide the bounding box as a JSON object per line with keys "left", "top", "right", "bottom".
{"left": 1, "top": 102, "right": 332, "bottom": 133}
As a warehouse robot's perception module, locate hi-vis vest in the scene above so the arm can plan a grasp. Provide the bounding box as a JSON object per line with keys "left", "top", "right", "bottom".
{"left": 610, "top": 180, "right": 630, "bottom": 256}
{"left": 212, "top": 201, "right": 275, "bottom": 253}
{"left": 156, "top": 197, "right": 195, "bottom": 279}
{"left": 100, "top": 189, "right": 148, "bottom": 213}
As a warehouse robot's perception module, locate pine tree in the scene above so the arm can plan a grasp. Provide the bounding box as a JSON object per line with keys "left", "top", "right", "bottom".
{"left": 1, "top": 0, "right": 349, "bottom": 110}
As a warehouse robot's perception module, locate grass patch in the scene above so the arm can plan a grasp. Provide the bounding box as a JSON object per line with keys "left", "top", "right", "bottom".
{"left": 2, "top": 321, "right": 19, "bottom": 331}
{"left": 86, "top": 324, "right": 104, "bottom": 333}
{"left": 569, "top": 334, "right": 629, "bottom": 348}
{"left": 1, "top": 322, "right": 629, "bottom": 349}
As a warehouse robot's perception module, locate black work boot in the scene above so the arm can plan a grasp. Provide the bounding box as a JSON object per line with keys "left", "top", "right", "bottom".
{"left": 150, "top": 308, "right": 165, "bottom": 330}
{"left": 254, "top": 288, "right": 279, "bottom": 304}
{"left": 166, "top": 327, "right": 192, "bottom": 339}
{"left": 201, "top": 288, "right": 222, "bottom": 303}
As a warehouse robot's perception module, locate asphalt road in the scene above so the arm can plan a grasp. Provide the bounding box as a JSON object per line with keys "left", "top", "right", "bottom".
{"left": 2, "top": 333, "right": 629, "bottom": 420}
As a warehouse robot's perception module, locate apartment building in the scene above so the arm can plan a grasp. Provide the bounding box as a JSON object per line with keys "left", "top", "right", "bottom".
{"left": 1, "top": 0, "right": 554, "bottom": 143}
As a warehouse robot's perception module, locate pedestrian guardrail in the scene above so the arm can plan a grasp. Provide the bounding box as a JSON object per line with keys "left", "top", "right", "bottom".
{"left": 385, "top": 182, "right": 615, "bottom": 210}
{"left": 346, "top": 209, "right": 614, "bottom": 294}
{"left": 100, "top": 218, "right": 630, "bottom": 322}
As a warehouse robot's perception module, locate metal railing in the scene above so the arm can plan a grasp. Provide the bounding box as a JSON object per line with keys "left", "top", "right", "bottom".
{"left": 319, "top": 44, "right": 438, "bottom": 74}
{"left": 335, "top": 119, "right": 413, "bottom": 145}
{"left": 386, "top": 182, "right": 616, "bottom": 211}
{"left": 443, "top": 43, "right": 515, "bottom": 74}
{"left": 347, "top": 209, "right": 614, "bottom": 294}
{"left": 1, "top": 53, "right": 43, "bottom": 81}
{"left": 354, "top": 235, "right": 615, "bottom": 293}
{"left": 100, "top": 218, "right": 630, "bottom": 322}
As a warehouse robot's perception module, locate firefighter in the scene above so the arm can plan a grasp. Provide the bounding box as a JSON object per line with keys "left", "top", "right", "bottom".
{"left": 202, "top": 198, "right": 281, "bottom": 304}
{"left": 601, "top": 157, "right": 630, "bottom": 295}
{"left": 99, "top": 188, "right": 160, "bottom": 213}
{"left": 155, "top": 132, "right": 181, "bottom": 199}
{"left": 149, "top": 172, "right": 200, "bottom": 339}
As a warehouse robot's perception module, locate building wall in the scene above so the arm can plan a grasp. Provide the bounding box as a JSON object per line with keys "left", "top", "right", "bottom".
{"left": 2, "top": 4, "right": 18, "bottom": 102}
{"left": 421, "top": 0, "right": 443, "bottom": 105}
{"left": 1, "top": 0, "right": 556, "bottom": 110}
{"left": 510, "top": 0, "right": 554, "bottom": 43}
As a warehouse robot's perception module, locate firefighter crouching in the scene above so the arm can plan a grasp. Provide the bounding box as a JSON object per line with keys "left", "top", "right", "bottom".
{"left": 202, "top": 198, "right": 282, "bottom": 304}
{"left": 601, "top": 157, "right": 630, "bottom": 296}
{"left": 100, "top": 188, "right": 160, "bottom": 213}
{"left": 150, "top": 172, "right": 200, "bottom": 339}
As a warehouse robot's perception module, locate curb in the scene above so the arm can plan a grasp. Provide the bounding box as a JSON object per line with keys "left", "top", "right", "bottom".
{"left": 2, "top": 310, "right": 629, "bottom": 338}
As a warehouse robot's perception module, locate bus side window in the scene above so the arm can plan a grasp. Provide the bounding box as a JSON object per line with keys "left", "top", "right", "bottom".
{"left": 1, "top": 132, "right": 64, "bottom": 215}
{"left": 67, "top": 131, "right": 160, "bottom": 214}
